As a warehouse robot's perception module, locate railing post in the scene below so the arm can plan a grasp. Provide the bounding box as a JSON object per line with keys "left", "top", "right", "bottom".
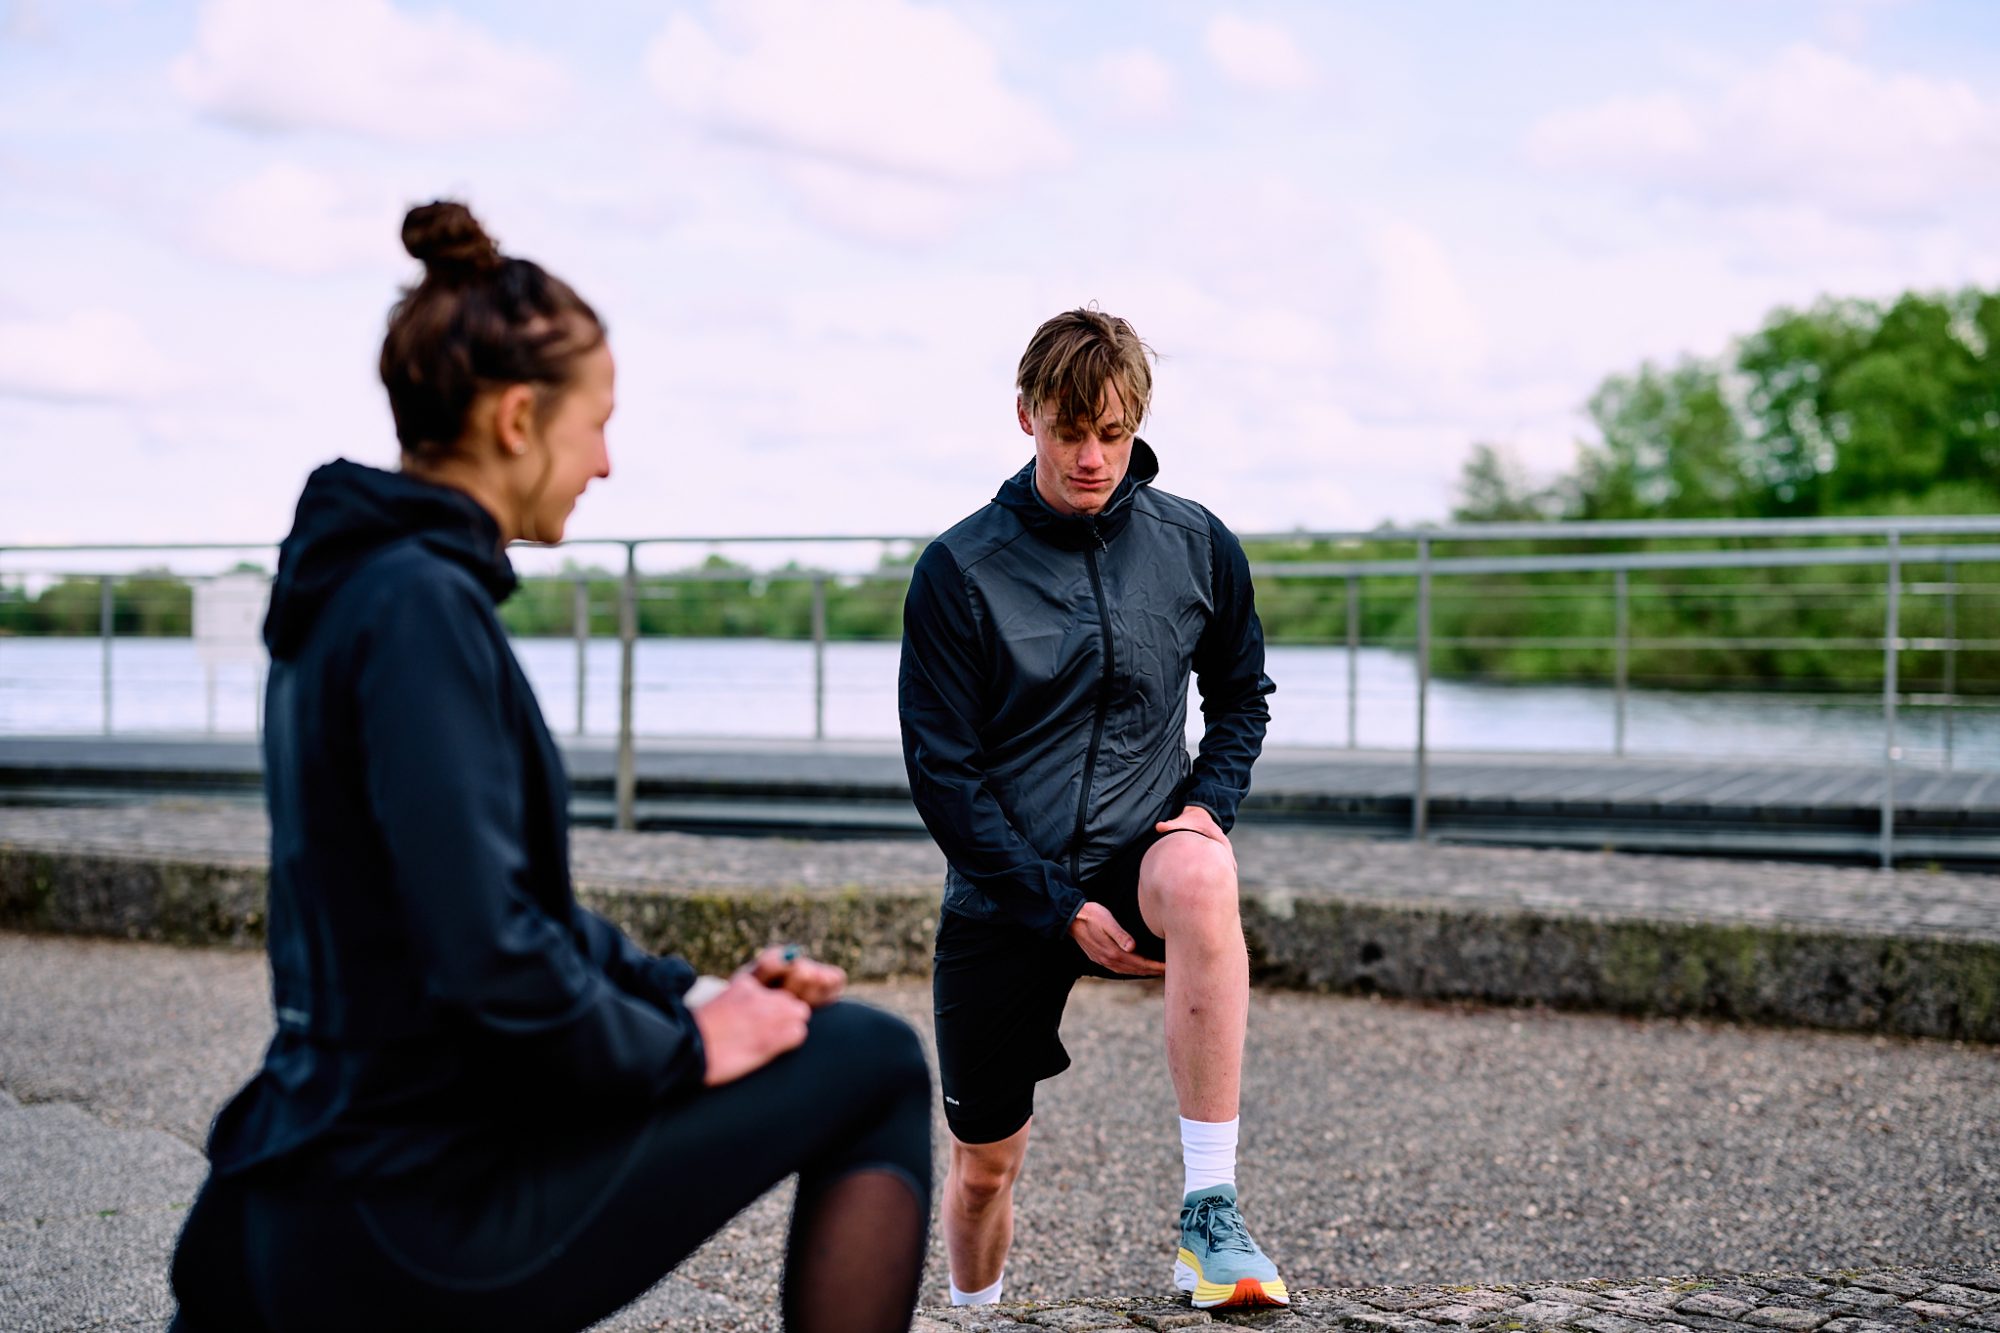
{"left": 1414, "top": 537, "right": 1431, "bottom": 843}
{"left": 811, "top": 575, "right": 828, "bottom": 742}
{"left": 573, "top": 575, "right": 589, "bottom": 738}
{"left": 100, "top": 575, "right": 113, "bottom": 736}
{"left": 1942, "top": 558, "right": 1957, "bottom": 771}
{"left": 1614, "top": 569, "right": 1629, "bottom": 757}
{"left": 1880, "top": 533, "right": 1900, "bottom": 870}
{"left": 1345, "top": 573, "right": 1359, "bottom": 749}
{"left": 616, "top": 544, "right": 638, "bottom": 833}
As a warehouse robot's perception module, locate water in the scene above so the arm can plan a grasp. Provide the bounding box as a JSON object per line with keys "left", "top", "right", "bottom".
{"left": 2, "top": 636, "right": 1995, "bottom": 768}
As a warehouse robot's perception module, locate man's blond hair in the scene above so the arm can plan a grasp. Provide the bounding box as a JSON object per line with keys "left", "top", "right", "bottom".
{"left": 1016, "top": 308, "right": 1155, "bottom": 435}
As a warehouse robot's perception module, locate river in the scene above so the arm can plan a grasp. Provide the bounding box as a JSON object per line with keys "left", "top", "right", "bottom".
{"left": 0, "top": 636, "right": 1993, "bottom": 768}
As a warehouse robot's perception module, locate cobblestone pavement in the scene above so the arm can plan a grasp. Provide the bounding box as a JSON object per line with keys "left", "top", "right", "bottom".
{"left": 2, "top": 931, "right": 1994, "bottom": 1330}
{"left": 921, "top": 1264, "right": 2000, "bottom": 1331}
{"left": 3, "top": 802, "right": 1996, "bottom": 941}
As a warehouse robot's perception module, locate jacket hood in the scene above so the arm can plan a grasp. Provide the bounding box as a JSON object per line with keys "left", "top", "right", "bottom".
{"left": 994, "top": 438, "right": 1159, "bottom": 549}
{"left": 263, "top": 459, "right": 516, "bottom": 660}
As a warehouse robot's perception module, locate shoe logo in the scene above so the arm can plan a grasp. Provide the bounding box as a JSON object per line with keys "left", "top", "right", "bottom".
{"left": 944, "top": 1096, "right": 961, "bottom": 1106}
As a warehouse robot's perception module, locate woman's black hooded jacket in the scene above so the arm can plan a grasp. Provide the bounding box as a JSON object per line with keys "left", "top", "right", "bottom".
{"left": 204, "top": 460, "right": 706, "bottom": 1181}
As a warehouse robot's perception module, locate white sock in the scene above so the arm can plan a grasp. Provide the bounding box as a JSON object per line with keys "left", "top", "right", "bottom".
{"left": 1180, "top": 1115, "right": 1239, "bottom": 1195}
{"left": 950, "top": 1275, "right": 1004, "bottom": 1306}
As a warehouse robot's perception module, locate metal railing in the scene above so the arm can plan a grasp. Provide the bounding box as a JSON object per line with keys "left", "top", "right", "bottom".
{"left": 6, "top": 512, "right": 2000, "bottom": 865}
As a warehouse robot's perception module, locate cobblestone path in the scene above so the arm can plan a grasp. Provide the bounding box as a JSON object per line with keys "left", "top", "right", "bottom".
{"left": 919, "top": 1266, "right": 2000, "bottom": 1332}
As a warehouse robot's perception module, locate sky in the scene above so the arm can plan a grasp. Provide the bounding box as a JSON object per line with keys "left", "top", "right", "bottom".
{"left": 3, "top": 0, "right": 1999, "bottom": 564}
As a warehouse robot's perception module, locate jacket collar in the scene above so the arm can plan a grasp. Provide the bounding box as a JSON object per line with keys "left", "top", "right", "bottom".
{"left": 994, "top": 438, "right": 1159, "bottom": 551}
{"left": 263, "top": 459, "right": 517, "bottom": 659}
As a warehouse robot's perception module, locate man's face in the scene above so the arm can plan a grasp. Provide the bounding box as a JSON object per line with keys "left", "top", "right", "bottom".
{"left": 1020, "top": 380, "right": 1134, "bottom": 517}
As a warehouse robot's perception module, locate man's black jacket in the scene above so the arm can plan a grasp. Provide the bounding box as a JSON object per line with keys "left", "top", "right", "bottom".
{"left": 205, "top": 460, "right": 706, "bottom": 1181}
{"left": 899, "top": 441, "right": 1275, "bottom": 938}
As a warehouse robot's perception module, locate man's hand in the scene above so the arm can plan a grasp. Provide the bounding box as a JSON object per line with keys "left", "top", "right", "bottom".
{"left": 692, "top": 973, "right": 811, "bottom": 1086}
{"left": 748, "top": 945, "right": 846, "bottom": 1008}
{"left": 1155, "top": 805, "right": 1233, "bottom": 864}
{"left": 1068, "top": 902, "right": 1166, "bottom": 977}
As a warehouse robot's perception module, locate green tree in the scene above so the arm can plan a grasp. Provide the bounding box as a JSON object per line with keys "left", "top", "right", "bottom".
{"left": 30, "top": 577, "right": 110, "bottom": 634}
{"left": 1736, "top": 290, "right": 2000, "bottom": 515}
{"left": 1431, "top": 282, "right": 2000, "bottom": 695}
{"left": 117, "top": 572, "right": 192, "bottom": 635}
{"left": 1570, "top": 360, "right": 1749, "bottom": 520}
{"left": 1451, "top": 443, "right": 1555, "bottom": 523}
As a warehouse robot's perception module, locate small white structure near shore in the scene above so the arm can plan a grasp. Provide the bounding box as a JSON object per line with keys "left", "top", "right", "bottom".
{"left": 193, "top": 573, "right": 270, "bottom": 733}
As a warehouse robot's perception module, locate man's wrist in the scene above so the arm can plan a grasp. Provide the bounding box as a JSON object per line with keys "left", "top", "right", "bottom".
{"left": 1180, "top": 796, "right": 1229, "bottom": 830}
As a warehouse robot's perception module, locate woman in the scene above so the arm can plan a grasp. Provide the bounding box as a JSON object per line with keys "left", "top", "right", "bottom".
{"left": 168, "top": 201, "right": 932, "bottom": 1332}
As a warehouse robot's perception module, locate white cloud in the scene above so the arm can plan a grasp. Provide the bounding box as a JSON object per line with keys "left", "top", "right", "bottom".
{"left": 645, "top": 0, "right": 1068, "bottom": 188}
{"left": 193, "top": 163, "right": 404, "bottom": 276}
{"left": 1204, "top": 14, "right": 1312, "bottom": 94}
{"left": 4, "top": 0, "right": 50, "bottom": 42}
{"left": 172, "top": 0, "right": 569, "bottom": 143}
{"left": 1366, "top": 222, "right": 1486, "bottom": 380}
{"left": 779, "top": 162, "right": 971, "bottom": 246}
{"left": 1820, "top": 0, "right": 1913, "bottom": 49}
{"left": 1092, "top": 48, "right": 1175, "bottom": 121}
{"left": 1526, "top": 44, "right": 2000, "bottom": 218}
{"left": 1530, "top": 93, "right": 1701, "bottom": 164}
{"left": 0, "top": 311, "right": 183, "bottom": 404}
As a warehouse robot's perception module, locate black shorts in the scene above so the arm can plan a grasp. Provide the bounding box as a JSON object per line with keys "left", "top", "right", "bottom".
{"left": 932, "top": 828, "right": 1184, "bottom": 1145}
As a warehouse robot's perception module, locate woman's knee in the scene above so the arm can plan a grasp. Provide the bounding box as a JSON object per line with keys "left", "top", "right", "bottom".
{"left": 808, "top": 1001, "right": 930, "bottom": 1094}
{"left": 170, "top": 1177, "right": 270, "bottom": 1331}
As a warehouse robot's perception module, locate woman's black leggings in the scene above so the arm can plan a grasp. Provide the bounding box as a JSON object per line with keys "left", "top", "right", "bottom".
{"left": 169, "top": 1001, "right": 932, "bottom": 1332}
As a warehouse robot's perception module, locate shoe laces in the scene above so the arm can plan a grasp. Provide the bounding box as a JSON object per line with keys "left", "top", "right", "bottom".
{"left": 1188, "top": 1195, "right": 1255, "bottom": 1254}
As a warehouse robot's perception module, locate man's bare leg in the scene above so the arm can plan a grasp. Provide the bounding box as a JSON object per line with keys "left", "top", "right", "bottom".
{"left": 1137, "top": 833, "right": 1247, "bottom": 1120}
{"left": 943, "top": 1121, "right": 1032, "bottom": 1299}
{"left": 1136, "top": 830, "right": 1286, "bottom": 1308}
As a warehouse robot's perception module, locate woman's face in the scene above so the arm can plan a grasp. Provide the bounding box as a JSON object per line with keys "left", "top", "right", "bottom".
{"left": 518, "top": 341, "right": 615, "bottom": 543}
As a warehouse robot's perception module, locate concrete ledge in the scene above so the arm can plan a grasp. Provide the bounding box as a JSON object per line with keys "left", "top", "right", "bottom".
{"left": 1242, "top": 897, "right": 2000, "bottom": 1043}
{"left": 0, "top": 846, "right": 268, "bottom": 948}
{"left": 4, "top": 842, "right": 1996, "bottom": 1043}
{"left": 913, "top": 1264, "right": 2000, "bottom": 1331}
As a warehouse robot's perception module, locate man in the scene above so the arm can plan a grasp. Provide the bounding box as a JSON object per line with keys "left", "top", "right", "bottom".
{"left": 899, "top": 308, "right": 1283, "bottom": 1310}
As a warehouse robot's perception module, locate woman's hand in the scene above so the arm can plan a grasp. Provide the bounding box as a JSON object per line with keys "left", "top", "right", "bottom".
{"left": 692, "top": 973, "right": 810, "bottom": 1086}
{"left": 748, "top": 946, "right": 847, "bottom": 1008}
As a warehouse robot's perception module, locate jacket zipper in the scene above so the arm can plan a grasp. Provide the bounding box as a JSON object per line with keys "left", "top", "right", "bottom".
{"left": 1069, "top": 522, "right": 1115, "bottom": 882}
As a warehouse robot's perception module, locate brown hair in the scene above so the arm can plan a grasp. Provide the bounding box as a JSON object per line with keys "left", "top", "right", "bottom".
{"left": 1016, "top": 307, "right": 1154, "bottom": 435}
{"left": 380, "top": 200, "right": 605, "bottom": 461}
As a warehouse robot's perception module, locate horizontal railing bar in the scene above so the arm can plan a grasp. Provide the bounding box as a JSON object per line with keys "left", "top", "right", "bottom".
{"left": 0, "top": 543, "right": 280, "bottom": 556}
{"left": 1233, "top": 515, "right": 2000, "bottom": 543}
{"left": 11, "top": 514, "right": 2000, "bottom": 561}
{"left": 575, "top": 516, "right": 2000, "bottom": 546}
{"left": 1436, "top": 636, "right": 2000, "bottom": 651}
{"left": 1246, "top": 542, "right": 2000, "bottom": 579}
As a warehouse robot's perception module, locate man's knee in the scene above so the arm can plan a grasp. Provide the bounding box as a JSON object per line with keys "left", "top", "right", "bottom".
{"left": 1143, "top": 838, "right": 1240, "bottom": 931}
{"left": 949, "top": 1134, "right": 1027, "bottom": 1206}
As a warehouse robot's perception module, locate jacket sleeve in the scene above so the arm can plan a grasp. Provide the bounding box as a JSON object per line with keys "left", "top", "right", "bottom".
{"left": 1179, "top": 514, "right": 1275, "bottom": 831}
{"left": 355, "top": 570, "right": 706, "bottom": 1105}
{"left": 569, "top": 904, "right": 701, "bottom": 1015}
{"left": 899, "top": 542, "right": 1088, "bottom": 937}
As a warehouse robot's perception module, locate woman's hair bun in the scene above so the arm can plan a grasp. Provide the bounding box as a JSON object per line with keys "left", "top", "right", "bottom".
{"left": 401, "top": 200, "right": 502, "bottom": 280}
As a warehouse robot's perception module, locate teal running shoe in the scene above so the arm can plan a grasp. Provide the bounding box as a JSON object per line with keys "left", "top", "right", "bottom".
{"left": 1174, "top": 1184, "right": 1289, "bottom": 1309}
